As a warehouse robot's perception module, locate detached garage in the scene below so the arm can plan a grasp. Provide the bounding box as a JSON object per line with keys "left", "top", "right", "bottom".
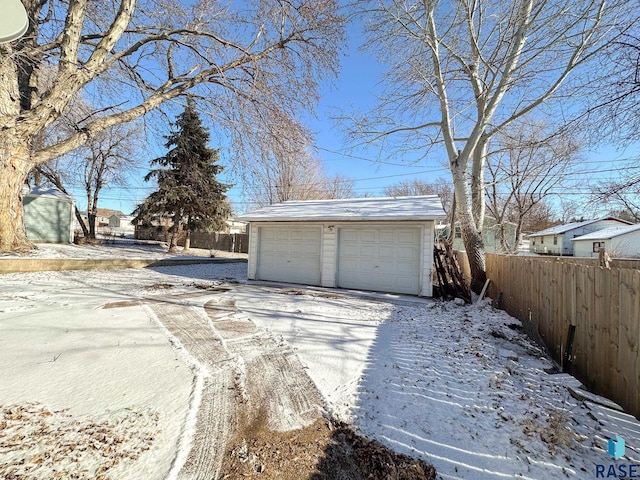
{"left": 238, "top": 196, "right": 446, "bottom": 296}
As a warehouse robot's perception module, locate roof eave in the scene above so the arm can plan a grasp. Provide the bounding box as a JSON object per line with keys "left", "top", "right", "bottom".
{"left": 240, "top": 215, "right": 446, "bottom": 222}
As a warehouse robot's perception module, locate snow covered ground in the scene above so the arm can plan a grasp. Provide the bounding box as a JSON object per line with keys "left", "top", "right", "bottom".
{"left": 1, "top": 242, "right": 639, "bottom": 479}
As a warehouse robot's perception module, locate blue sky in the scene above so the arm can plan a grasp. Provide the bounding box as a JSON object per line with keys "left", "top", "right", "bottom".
{"left": 87, "top": 23, "right": 452, "bottom": 215}
{"left": 77, "top": 19, "right": 639, "bottom": 218}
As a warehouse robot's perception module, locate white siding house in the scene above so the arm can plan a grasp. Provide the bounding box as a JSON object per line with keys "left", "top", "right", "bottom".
{"left": 528, "top": 218, "right": 632, "bottom": 255}
{"left": 238, "top": 196, "right": 447, "bottom": 297}
{"left": 572, "top": 224, "right": 640, "bottom": 258}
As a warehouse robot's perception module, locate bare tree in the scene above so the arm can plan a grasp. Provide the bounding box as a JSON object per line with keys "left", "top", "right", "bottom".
{"left": 485, "top": 120, "right": 580, "bottom": 252}
{"left": 591, "top": 176, "right": 640, "bottom": 222}
{"left": 351, "top": 0, "right": 637, "bottom": 291}
{"left": 244, "top": 114, "right": 354, "bottom": 206}
{"left": 384, "top": 178, "right": 453, "bottom": 214}
{"left": 557, "top": 198, "right": 585, "bottom": 225}
{"left": 520, "top": 201, "right": 556, "bottom": 234}
{"left": 248, "top": 152, "right": 355, "bottom": 207}
{"left": 581, "top": 31, "right": 640, "bottom": 216}
{"left": 35, "top": 123, "right": 141, "bottom": 240}
{"left": 0, "top": 0, "right": 343, "bottom": 251}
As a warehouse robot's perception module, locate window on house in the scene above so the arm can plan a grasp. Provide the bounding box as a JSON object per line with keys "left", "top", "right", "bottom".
{"left": 593, "top": 242, "right": 603, "bottom": 253}
{"left": 541, "top": 236, "right": 544, "bottom": 244}
{"left": 454, "top": 226, "right": 462, "bottom": 239}
{"left": 532, "top": 239, "right": 535, "bottom": 246}
{"left": 553, "top": 235, "right": 558, "bottom": 245}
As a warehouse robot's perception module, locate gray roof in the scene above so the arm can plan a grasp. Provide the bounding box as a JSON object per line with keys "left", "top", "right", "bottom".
{"left": 572, "top": 223, "right": 640, "bottom": 241}
{"left": 528, "top": 217, "right": 630, "bottom": 237}
{"left": 238, "top": 195, "right": 447, "bottom": 222}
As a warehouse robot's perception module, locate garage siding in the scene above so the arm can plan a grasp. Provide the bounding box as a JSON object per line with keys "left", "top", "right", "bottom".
{"left": 321, "top": 226, "right": 338, "bottom": 288}
{"left": 421, "top": 223, "right": 434, "bottom": 296}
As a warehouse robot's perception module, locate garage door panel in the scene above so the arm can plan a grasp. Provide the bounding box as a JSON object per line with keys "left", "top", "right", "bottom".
{"left": 397, "top": 231, "right": 417, "bottom": 243}
{"left": 378, "top": 245, "right": 397, "bottom": 258}
{"left": 257, "top": 226, "right": 321, "bottom": 286}
{"left": 338, "top": 227, "right": 420, "bottom": 295}
{"left": 398, "top": 246, "right": 418, "bottom": 259}
{"left": 378, "top": 230, "right": 394, "bottom": 243}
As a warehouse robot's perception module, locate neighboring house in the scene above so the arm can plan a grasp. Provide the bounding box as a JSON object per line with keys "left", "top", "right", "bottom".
{"left": 225, "top": 219, "right": 247, "bottom": 234}
{"left": 448, "top": 216, "right": 518, "bottom": 253}
{"left": 107, "top": 214, "right": 135, "bottom": 236}
{"left": 238, "top": 195, "right": 447, "bottom": 297}
{"left": 22, "top": 186, "right": 75, "bottom": 243}
{"left": 94, "top": 208, "right": 125, "bottom": 228}
{"left": 80, "top": 208, "right": 126, "bottom": 228}
{"left": 528, "top": 217, "right": 632, "bottom": 255}
{"left": 572, "top": 224, "right": 640, "bottom": 258}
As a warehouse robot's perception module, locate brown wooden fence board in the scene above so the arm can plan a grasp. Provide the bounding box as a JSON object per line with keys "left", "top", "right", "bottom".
{"left": 609, "top": 268, "right": 621, "bottom": 404}
{"left": 486, "top": 254, "right": 640, "bottom": 419}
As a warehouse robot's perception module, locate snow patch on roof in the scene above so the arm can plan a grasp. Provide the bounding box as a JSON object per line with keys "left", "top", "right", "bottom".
{"left": 238, "top": 195, "right": 447, "bottom": 222}
{"left": 572, "top": 223, "right": 640, "bottom": 241}
{"left": 529, "top": 217, "right": 630, "bottom": 236}
{"left": 26, "top": 186, "right": 75, "bottom": 201}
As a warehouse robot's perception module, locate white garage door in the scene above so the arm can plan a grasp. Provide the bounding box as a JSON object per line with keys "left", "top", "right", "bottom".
{"left": 338, "top": 227, "right": 421, "bottom": 295}
{"left": 257, "top": 226, "right": 322, "bottom": 286}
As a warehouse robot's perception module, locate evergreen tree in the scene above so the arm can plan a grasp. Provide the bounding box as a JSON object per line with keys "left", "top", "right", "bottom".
{"left": 134, "top": 99, "right": 231, "bottom": 252}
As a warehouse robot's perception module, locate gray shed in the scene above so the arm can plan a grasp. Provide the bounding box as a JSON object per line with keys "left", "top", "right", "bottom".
{"left": 23, "top": 187, "right": 75, "bottom": 243}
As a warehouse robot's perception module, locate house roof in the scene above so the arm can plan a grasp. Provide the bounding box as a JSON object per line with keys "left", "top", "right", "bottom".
{"left": 26, "top": 186, "right": 74, "bottom": 202}
{"left": 238, "top": 195, "right": 447, "bottom": 222}
{"left": 96, "top": 208, "right": 125, "bottom": 217}
{"left": 571, "top": 223, "right": 640, "bottom": 241}
{"left": 528, "top": 217, "right": 631, "bottom": 237}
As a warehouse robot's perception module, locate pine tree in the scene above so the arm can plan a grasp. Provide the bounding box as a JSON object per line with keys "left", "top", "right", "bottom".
{"left": 134, "top": 99, "right": 231, "bottom": 252}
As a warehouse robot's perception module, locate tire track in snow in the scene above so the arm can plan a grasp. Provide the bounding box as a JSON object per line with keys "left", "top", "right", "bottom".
{"left": 149, "top": 301, "right": 240, "bottom": 480}
{"left": 204, "top": 299, "right": 324, "bottom": 432}
{"left": 148, "top": 293, "right": 325, "bottom": 479}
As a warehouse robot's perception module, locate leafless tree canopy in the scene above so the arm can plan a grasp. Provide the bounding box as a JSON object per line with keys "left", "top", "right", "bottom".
{"left": 0, "top": 0, "right": 344, "bottom": 251}
{"left": 485, "top": 119, "right": 581, "bottom": 252}
{"left": 582, "top": 31, "right": 640, "bottom": 219}
{"left": 244, "top": 116, "right": 355, "bottom": 207}
{"left": 384, "top": 178, "right": 452, "bottom": 214}
{"left": 350, "top": 0, "right": 638, "bottom": 290}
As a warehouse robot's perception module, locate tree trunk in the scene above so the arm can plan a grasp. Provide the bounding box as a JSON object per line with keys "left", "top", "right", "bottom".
{"left": 74, "top": 206, "right": 89, "bottom": 239}
{"left": 451, "top": 157, "right": 487, "bottom": 294}
{"left": 184, "top": 230, "right": 191, "bottom": 251}
{"left": 168, "top": 216, "right": 182, "bottom": 253}
{"left": 87, "top": 192, "right": 97, "bottom": 239}
{"left": 0, "top": 138, "right": 34, "bottom": 252}
{"left": 459, "top": 211, "right": 487, "bottom": 293}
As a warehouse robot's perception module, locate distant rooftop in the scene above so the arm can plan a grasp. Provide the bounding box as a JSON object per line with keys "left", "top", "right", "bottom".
{"left": 238, "top": 195, "right": 447, "bottom": 222}
{"left": 572, "top": 223, "right": 640, "bottom": 241}
{"left": 529, "top": 217, "right": 631, "bottom": 237}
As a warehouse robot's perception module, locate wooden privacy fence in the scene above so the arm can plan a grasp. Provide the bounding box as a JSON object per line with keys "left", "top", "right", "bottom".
{"left": 486, "top": 254, "right": 640, "bottom": 419}
{"left": 182, "top": 232, "right": 248, "bottom": 253}
{"left": 135, "top": 228, "right": 248, "bottom": 253}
